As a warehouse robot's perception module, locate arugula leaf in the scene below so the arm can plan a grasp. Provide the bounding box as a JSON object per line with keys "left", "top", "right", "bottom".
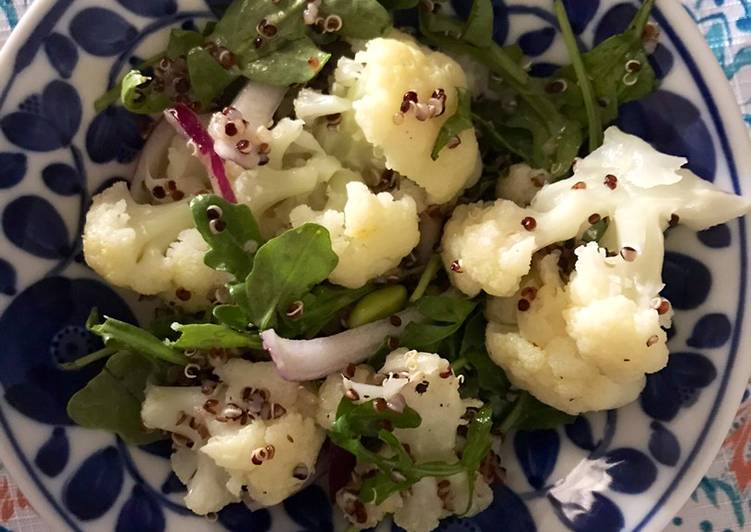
{"left": 320, "top": 0, "right": 392, "bottom": 39}
{"left": 60, "top": 346, "right": 118, "bottom": 371}
{"left": 187, "top": 46, "right": 240, "bottom": 106}
{"left": 94, "top": 54, "right": 164, "bottom": 113}
{"left": 67, "top": 351, "right": 166, "bottom": 445}
{"left": 555, "top": 0, "right": 602, "bottom": 152}
{"left": 120, "top": 70, "right": 170, "bottom": 114}
{"left": 87, "top": 311, "right": 188, "bottom": 366}
{"left": 211, "top": 0, "right": 308, "bottom": 60}
{"left": 399, "top": 295, "right": 477, "bottom": 351}
{"left": 410, "top": 254, "right": 441, "bottom": 303}
{"left": 377, "top": 0, "right": 419, "bottom": 9}
{"left": 240, "top": 37, "right": 331, "bottom": 86}
{"left": 279, "top": 283, "right": 375, "bottom": 338}
{"left": 190, "top": 194, "right": 262, "bottom": 282}
{"left": 167, "top": 28, "right": 205, "bottom": 59}
{"left": 462, "top": 0, "right": 494, "bottom": 48}
{"left": 246, "top": 224, "right": 338, "bottom": 330}
{"left": 168, "top": 323, "right": 262, "bottom": 350}
{"left": 432, "top": 87, "right": 473, "bottom": 161}
{"left": 330, "top": 399, "right": 494, "bottom": 506}
{"left": 499, "top": 391, "right": 575, "bottom": 432}
{"left": 459, "top": 312, "right": 509, "bottom": 394}
{"left": 582, "top": 216, "right": 610, "bottom": 243}
{"left": 213, "top": 304, "right": 251, "bottom": 330}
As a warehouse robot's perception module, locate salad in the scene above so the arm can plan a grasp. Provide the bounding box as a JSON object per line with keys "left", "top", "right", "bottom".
{"left": 63, "top": 0, "right": 751, "bottom": 530}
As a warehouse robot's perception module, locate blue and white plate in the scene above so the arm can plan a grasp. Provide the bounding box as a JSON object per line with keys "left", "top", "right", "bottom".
{"left": 0, "top": 0, "right": 748, "bottom": 531}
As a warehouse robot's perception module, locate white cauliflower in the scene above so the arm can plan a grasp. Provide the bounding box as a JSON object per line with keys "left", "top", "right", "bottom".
{"left": 451, "top": 127, "right": 751, "bottom": 414}
{"left": 496, "top": 163, "right": 549, "bottom": 206}
{"left": 290, "top": 181, "right": 420, "bottom": 288}
{"left": 444, "top": 127, "right": 750, "bottom": 298}
{"left": 485, "top": 250, "right": 656, "bottom": 414}
{"left": 325, "top": 350, "right": 492, "bottom": 531}
{"left": 142, "top": 360, "right": 325, "bottom": 514}
{"left": 232, "top": 118, "right": 358, "bottom": 237}
{"left": 83, "top": 181, "right": 228, "bottom": 311}
{"left": 303, "top": 32, "right": 482, "bottom": 205}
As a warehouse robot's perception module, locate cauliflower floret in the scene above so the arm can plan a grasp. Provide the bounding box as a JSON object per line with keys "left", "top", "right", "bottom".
{"left": 83, "top": 182, "right": 227, "bottom": 310}
{"left": 486, "top": 248, "right": 665, "bottom": 414}
{"left": 142, "top": 360, "right": 325, "bottom": 515}
{"left": 328, "top": 350, "right": 492, "bottom": 531}
{"left": 304, "top": 32, "right": 481, "bottom": 204}
{"left": 444, "top": 127, "right": 750, "bottom": 298}
{"left": 496, "top": 163, "right": 549, "bottom": 206}
{"left": 290, "top": 181, "right": 420, "bottom": 288}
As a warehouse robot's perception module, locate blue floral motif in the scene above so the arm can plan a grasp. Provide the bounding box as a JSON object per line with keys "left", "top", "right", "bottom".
{"left": 116, "top": 485, "right": 166, "bottom": 532}
{"left": 562, "top": 0, "right": 600, "bottom": 35}
{"left": 34, "top": 426, "right": 70, "bottom": 477}
{"left": 43, "top": 32, "right": 78, "bottom": 79}
{"left": 565, "top": 416, "right": 597, "bottom": 452}
{"left": 0, "top": 257, "right": 16, "bottom": 295}
{"left": 117, "top": 0, "right": 178, "bottom": 17}
{"left": 513, "top": 430, "right": 560, "bottom": 490}
{"left": 2, "top": 195, "right": 70, "bottom": 259}
{"left": 603, "top": 448, "right": 657, "bottom": 494}
{"left": 160, "top": 472, "right": 185, "bottom": 495}
{"left": 42, "top": 162, "right": 83, "bottom": 196}
{"left": 63, "top": 446, "right": 124, "bottom": 520}
{"left": 69, "top": 8, "right": 137, "bottom": 56}
{"left": 0, "top": 276, "right": 134, "bottom": 424}
{"left": 217, "top": 503, "right": 271, "bottom": 532}
{"left": 640, "top": 352, "right": 718, "bottom": 421}
{"left": 662, "top": 252, "right": 713, "bottom": 310}
{"left": 282, "top": 485, "right": 333, "bottom": 532}
{"left": 0, "top": 151, "right": 26, "bottom": 188}
{"left": 698, "top": 224, "right": 732, "bottom": 248}
{"left": 618, "top": 90, "right": 716, "bottom": 182}
{"left": 549, "top": 491, "right": 624, "bottom": 532}
{"left": 518, "top": 27, "right": 556, "bottom": 57}
{"left": 1, "top": 81, "right": 81, "bottom": 152}
{"left": 687, "top": 313, "right": 732, "bottom": 348}
{"left": 86, "top": 106, "right": 146, "bottom": 164}
{"left": 648, "top": 421, "right": 681, "bottom": 467}
{"left": 455, "top": 485, "right": 537, "bottom": 532}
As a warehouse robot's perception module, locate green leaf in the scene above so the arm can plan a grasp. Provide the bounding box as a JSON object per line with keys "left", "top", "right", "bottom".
{"left": 187, "top": 46, "right": 240, "bottom": 106}
{"left": 416, "top": 295, "right": 477, "bottom": 323}
{"left": 377, "top": 0, "right": 419, "bottom": 8}
{"left": 87, "top": 311, "right": 188, "bottom": 366}
{"left": 581, "top": 216, "right": 610, "bottom": 243}
{"left": 499, "top": 391, "right": 575, "bottom": 433}
{"left": 280, "top": 283, "right": 376, "bottom": 338}
{"left": 67, "top": 351, "right": 165, "bottom": 445}
{"left": 348, "top": 285, "right": 407, "bottom": 329}
{"left": 213, "top": 304, "right": 251, "bottom": 330}
{"left": 462, "top": 0, "right": 494, "bottom": 48}
{"left": 167, "top": 28, "right": 205, "bottom": 59}
{"left": 331, "top": 399, "right": 422, "bottom": 441}
{"left": 240, "top": 37, "right": 331, "bottom": 86}
{"left": 190, "top": 194, "right": 263, "bottom": 282}
{"left": 460, "top": 405, "right": 493, "bottom": 511}
{"left": 460, "top": 312, "right": 509, "bottom": 394}
{"left": 555, "top": 0, "right": 602, "bottom": 152}
{"left": 431, "top": 87, "right": 473, "bottom": 160}
{"left": 320, "top": 0, "right": 392, "bottom": 39}
{"left": 211, "top": 0, "right": 308, "bottom": 60}
{"left": 120, "top": 70, "right": 170, "bottom": 115}
{"left": 94, "top": 54, "right": 164, "bottom": 113}
{"left": 168, "top": 323, "right": 262, "bottom": 350}
{"left": 246, "top": 224, "right": 338, "bottom": 330}
{"left": 409, "top": 254, "right": 441, "bottom": 303}
{"left": 60, "top": 346, "right": 118, "bottom": 371}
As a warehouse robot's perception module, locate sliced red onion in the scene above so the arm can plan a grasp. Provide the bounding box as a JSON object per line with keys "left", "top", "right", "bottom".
{"left": 342, "top": 375, "right": 408, "bottom": 402}
{"left": 261, "top": 308, "right": 422, "bottom": 382}
{"left": 164, "top": 104, "right": 237, "bottom": 203}
{"left": 232, "top": 82, "right": 286, "bottom": 130}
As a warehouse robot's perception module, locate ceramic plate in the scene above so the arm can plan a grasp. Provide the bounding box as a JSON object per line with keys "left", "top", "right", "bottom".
{"left": 0, "top": 0, "right": 748, "bottom": 531}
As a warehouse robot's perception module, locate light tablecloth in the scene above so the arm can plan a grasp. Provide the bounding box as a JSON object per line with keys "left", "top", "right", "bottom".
{"left": 1, "top": 0, "right": 751, "bottom": 531}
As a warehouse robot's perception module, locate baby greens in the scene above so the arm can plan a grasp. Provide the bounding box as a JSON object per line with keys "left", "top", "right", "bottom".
{"left": 329, "top": 398, "right": 493, "bottom": 506}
